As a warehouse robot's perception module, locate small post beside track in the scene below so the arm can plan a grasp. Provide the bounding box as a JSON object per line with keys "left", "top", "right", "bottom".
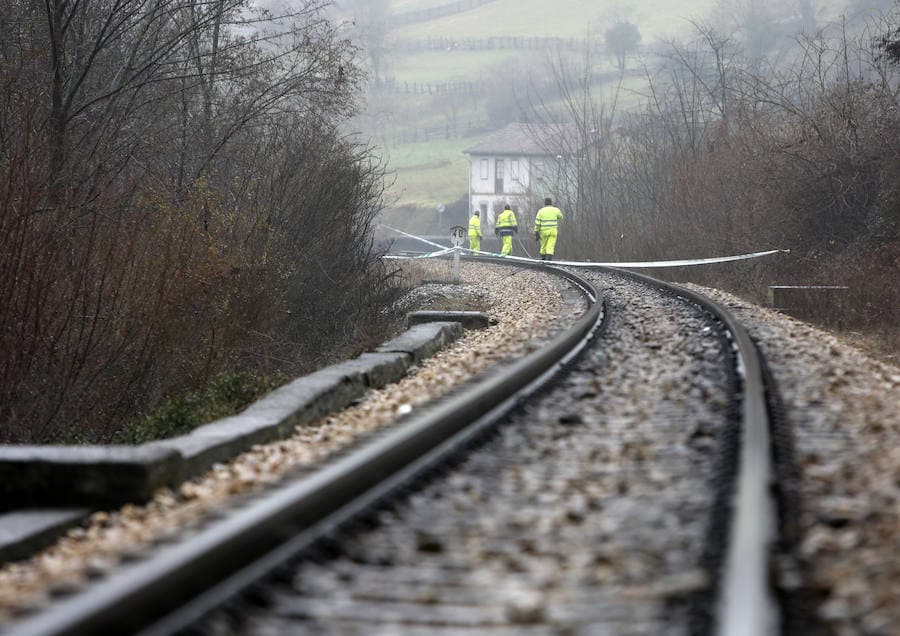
{"left": 448, "top": 225, "right": 467, "bottom": 284}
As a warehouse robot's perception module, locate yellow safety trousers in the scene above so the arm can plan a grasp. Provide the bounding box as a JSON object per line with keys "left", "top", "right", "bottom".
{"left": 534, "top": 205, "right": 562, "bottom": 256}
{"left": 468, "top": 215, "right": 482, "bottom": 252}
{"left": 497, "top": 210, "right": 517, "bottom": 256}
{"left": 539, "top": 228, "right": 558, "bottom": 256}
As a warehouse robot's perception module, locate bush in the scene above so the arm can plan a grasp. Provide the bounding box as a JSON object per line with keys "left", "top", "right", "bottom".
{"left": 547, "top": 18, "right": 899, "bottom": 346}
{"left": 0, "top": 2, "right": 401, "bottom": 444}
{"left": 116, "top": 371, "right": 288, "bottom": 444}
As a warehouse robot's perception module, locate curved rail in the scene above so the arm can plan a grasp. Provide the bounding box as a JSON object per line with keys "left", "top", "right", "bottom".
{"left": 588, "top": 266, "right": 778, "bottom": 636}
{"left": 8, "top": 261, "right": 604, "bottom": 636}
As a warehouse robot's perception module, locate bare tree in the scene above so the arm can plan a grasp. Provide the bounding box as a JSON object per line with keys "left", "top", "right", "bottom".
{"left": 798, "top": 0, "right": 817, "bottom": 34}
{"left": 605, "top": 21, "right": 641, "bottom": 71}
{"left": 534, "top": 14, "right": 898, "bottom": 336}
{"left": 877, "top": 2, "right": 900, "bottom": 64}
{"left": 0, "top": 0, "right": 395, "bottom": 443}
{"left": 341, "top": 0, "right": 390, "bottom": 82}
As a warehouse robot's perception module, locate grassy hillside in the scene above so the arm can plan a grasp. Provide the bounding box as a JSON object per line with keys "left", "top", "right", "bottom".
{"left": 388, "top": 0, "right": 719, "bottom": 40}
{"left": 370, "top": 0, "right": 860, "bottom": 212}
{"left": 389, "top": 49, "right": 522, "bottom": 83}
{"left": 370, "top": 0, "right": 725, "bottom": 211}
{"left": 380, "top": 135, "right": 478, "bottom": 208}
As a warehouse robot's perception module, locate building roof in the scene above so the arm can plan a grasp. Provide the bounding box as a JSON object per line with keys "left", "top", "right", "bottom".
{"left": 463, "top": 122, "right": 573, "bottom": 156}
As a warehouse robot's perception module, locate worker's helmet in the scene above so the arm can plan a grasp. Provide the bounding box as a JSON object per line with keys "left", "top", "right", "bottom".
{"left": 504, "top": 203, "right": 511, "bottom": 210}
{"left": 544, "top": 197, "right": 552, "bottom": 205}
{"left": 473, "top": 210, "right": 479, "bottom": 216}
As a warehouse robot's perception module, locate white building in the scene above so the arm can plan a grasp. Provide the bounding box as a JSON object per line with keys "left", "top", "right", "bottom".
{"left": 464, "top": 122, "right": 569, "bottom": 229}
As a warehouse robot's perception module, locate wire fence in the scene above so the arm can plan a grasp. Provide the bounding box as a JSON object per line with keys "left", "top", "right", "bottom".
{"left": 389, "top": 36, "right": 598, "bottom": 53}
{"left": 372, "top": 67, "right": 624, "bottom": 97}
{"left": 373, "top": 78, "right": 489, "bottom": 96}
{"left": 389, "top": 121, "right": 492, "bottom": 144}
{"left": 391, "top": 0, "right": 499, "bottom": 27}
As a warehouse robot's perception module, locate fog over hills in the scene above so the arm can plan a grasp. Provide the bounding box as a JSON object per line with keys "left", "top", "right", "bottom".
{"left": 329, "top": 0, "right": 897, "bottom": 209}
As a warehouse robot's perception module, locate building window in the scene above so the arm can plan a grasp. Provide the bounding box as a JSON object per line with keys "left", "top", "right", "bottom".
{"left": 533, "top": 159, "right": 544, "bottom": 181}
{"left": 511, "top": 159, "right": 519, "bottom": 181}
{"left": 494, "top": 159, "right": 504, "bottom": 194}
{"left": 480, "top": 158, "right": 489, "bottom": 179}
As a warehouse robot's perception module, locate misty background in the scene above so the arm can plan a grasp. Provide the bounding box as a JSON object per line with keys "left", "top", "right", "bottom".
{"left": 336, "top": 0, "right": 898, "bottom": 358}
{"left": 332, "top": 0, "right": 896, "bottom": 207}
{"left": 1, "top": 0, "right": 896, "bottom": 444}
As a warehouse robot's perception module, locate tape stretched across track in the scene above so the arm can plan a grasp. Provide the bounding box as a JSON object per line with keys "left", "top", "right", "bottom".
{"left": 378, "top": 224, "right": 788, "bottom": 268}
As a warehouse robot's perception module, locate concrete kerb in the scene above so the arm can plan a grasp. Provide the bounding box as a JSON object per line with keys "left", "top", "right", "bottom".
{"left": 407, "top": 311, "right": 494, "bottom": 330}
{"left": 0, "top": 510, "right": 92, "bottom": 563}
{"left": 146, "top": 352, "right": 415, "bottom": 480}
{"left": 0, "top": 445, "right": 183, "bottom": 510}
{"left": 376, "top": 321, "right": 464, "bottom": 363}
{"left": 0, "top": 322, "right": 465, "bottom": 511}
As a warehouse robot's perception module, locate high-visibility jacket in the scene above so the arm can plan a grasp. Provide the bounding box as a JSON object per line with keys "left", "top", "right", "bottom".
{"left": 495, "top": 209, "right": 518, "bottom": 236}
{"left": 468, "top": 215, "right": 482, "bottom": 238}
{"left": 534, "top": 205, "right": 563, "bottom": 233}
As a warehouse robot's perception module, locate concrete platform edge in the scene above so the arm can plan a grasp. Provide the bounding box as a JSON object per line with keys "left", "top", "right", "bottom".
{"left": 0, "top": 323, "right": 463, "bottom": 514}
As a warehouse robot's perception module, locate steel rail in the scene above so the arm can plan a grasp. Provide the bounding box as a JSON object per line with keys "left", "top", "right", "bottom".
{"left": 587, "top": 266, "right": 779, "bottom": 636}
{"left": 7, "top": 262, "right": 603, "bottom": 636}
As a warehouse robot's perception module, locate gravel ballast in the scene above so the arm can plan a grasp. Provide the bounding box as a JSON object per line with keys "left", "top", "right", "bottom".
{"left": 0, "top": 262, "right": 894, "bottom": 636}
{"left": 683, "top": 283, "right": 899, "bottom": 636}
{"left": 0, "top": 261, "right": 582, "bottom": 621}
{"left": 199, "top": 272, "right": 736, "bottom": 635}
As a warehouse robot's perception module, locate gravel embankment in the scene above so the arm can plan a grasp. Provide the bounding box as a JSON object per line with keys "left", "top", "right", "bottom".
{"left": 200, "top": 272, "right": 735, "bottom": 635}
{"left": 684, "top": 283, "right": 899, "bottom": 636}
{"left": 2, "top": 264, "right": 894, "bottom": 636}
{"left": 0, "top": 261, "right": 584, "bottom": 620}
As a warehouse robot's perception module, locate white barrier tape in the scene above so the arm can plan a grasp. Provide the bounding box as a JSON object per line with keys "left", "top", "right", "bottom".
{"left": 537, "top": 249, "right": 789, "bottom": 268}
{"left": 378, "top": 225, "right": 451, "bottom": 252}
{"left": 378, "top": 224, "right": 789, "bottom": 268}
{"left": 382, "top": 246, "right": 457, "bottom": 260}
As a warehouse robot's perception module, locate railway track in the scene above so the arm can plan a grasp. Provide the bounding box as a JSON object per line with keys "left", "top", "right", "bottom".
{"left": 3, "top": 259, "right": 789, "bottom": 635}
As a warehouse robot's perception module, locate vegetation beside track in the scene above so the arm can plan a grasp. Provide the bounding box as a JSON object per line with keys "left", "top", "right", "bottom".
{"left": 113, "top": 371, "right": 289, "bottom": 444}
{"left": 349, "top": 0, "right": 900, "bottom": 352}
{"left": 0, "top": 1, "right": 407, "bottom": 444}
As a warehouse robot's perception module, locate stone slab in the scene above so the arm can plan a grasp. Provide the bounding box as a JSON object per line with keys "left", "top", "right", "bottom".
{"left": 0, "top": 324, "right": 458, "bottom": 514}
{"left": 0, "top": 445, "right": 182, "bottom": 509}
{"left": 407, "top": 311, "right": 494, "bottom": 330}
{"left": 148, "top": 352, "right": 412, "bottom": 479}
{"left": 0, "top": 509, "right": 90, "bottom": 563}
{"left": 375, "top": 322, "right": 464, "bottom": 363}
{"left": 341, "top": 352, "right": 413, "bottom": 387}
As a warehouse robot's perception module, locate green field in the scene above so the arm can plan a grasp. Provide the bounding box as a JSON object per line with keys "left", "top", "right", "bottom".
{"left": 368, "top": 0, "right": 730, "bottom": 210}
{"left": 380, "top": 135, "right": 479, "bottom": 208}
{"left": 372, "top": 0, "right": 850, "bottom": 211}
{"left": 387, "top": 49, "right": 524, "bottom": 83}
{"left": 375, "top": 70, "right": 648, "bottom": 209}
{"left": 388, "top": 0, "right": 719, "bottom": 40}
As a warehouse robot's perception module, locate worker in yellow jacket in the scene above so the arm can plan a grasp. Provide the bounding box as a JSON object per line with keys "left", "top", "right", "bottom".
{"left": 533, "top": 197, "right": 563, "bottom": 260}
{"left": 468, "top": 210, "right": 482, "bottom": 252}
{"left": 494, "top": 204, "right": 518, "bottom": 256}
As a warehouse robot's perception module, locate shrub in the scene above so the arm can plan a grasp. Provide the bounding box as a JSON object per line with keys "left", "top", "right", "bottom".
{"left": 116, "top": 371, "right": 288, "bottom": 444}
{"left": 0, "top": 1, "right": 400, "bottom": 443}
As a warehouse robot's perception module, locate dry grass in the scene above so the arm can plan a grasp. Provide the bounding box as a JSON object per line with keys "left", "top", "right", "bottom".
{"left": 838, "top": 329, "right": 900, "bottom": 369}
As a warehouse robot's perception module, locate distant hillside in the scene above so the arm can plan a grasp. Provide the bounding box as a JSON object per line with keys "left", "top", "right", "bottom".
{"left": 362, "top": 0, "right": 881, "bottom": 210}
{"left": 388, "top": 0, "right": 718, "bottom": 41}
